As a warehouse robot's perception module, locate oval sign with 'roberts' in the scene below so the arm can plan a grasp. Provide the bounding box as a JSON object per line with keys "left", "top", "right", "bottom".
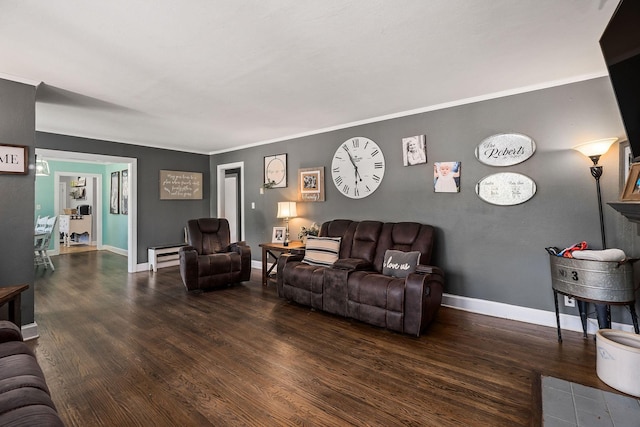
{"left": 475, "top": 133, "right": 536, "bottom": 166}
{"left": 475, "top": 172, "right": 537, "bottom": 206}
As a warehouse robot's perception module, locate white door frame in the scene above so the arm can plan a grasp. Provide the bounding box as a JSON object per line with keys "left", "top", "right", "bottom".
{"left": 36, "top": 148, "right": 138, "bottom": 273}
{"left": 216, "top": 161, "right": 245, "bottom": 240}
{"left": 53, "top": 171, "right": 103, "bottom": 253}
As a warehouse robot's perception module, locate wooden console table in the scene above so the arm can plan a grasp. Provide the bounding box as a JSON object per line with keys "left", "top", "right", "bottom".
{"left": 0, "top": 284, "right": 29, "bottom": 326}
{"left": 259, "top": 241, "right": 305, "bottom": 286}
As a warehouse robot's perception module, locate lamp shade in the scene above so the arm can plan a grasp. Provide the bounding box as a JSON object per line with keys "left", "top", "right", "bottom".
{"left": 572, "top": 138, "right": 618, "bottom": 158}
{"left": 35, "top": 159, "right": 50, "bottom": 176}
{"left": 277, "top": 201, "right": 297, "bottom": 219}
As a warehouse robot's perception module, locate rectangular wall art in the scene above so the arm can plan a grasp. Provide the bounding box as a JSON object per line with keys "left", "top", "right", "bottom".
{"left": 110, "top": 171, "right": 120, "bottom": 214}
{"left": 159, "top": 170, "right": 203, "bottom": 200}
{"left": 298, "top": 167, "right": 325, "bottom": 202}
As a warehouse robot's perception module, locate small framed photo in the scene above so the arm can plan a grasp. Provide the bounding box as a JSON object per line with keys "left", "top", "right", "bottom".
{"left": 434, "top": 161, "right": 461, "bottom": 193}
{"left": 402, "top": 135, "right": 427, "bottom": 166}
{"left": 272, "top": 226, "right": 286, "bottom": 243}
{"left": 621, "top": 163, "right": 640, "bottom": 201}
{"left": 264, "top": 154, "right": 287, "bottom": 188}
{"left": 298, "top": 167, "right": 325, "bottom": 202}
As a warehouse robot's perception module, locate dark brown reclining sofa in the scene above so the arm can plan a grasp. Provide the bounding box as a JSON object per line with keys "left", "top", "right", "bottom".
{"left": 0, "top": 321, "right": 64, "bottom": 426}
{"left": 276, "top": 220, "right": 444, "bottom": 336}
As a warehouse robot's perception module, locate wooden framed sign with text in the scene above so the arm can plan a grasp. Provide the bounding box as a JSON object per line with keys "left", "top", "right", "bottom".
{"left": 0, "top": 144, "right": 28, "bottom": 174}
{"left": 160, "top": 170, "right": 203, "bottom": 200}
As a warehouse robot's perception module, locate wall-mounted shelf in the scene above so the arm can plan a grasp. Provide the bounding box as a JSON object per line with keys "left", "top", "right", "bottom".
{"left": 608, "top": 201, "right": 640, "bottom": 224}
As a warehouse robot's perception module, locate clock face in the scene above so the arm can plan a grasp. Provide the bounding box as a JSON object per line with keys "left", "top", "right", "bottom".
{"left": 331, "top": 137, "right": 385, "bottom": 199}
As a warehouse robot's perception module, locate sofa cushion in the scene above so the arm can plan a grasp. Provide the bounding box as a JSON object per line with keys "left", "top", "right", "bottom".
{"left": 382, "top": 250, "right": 420, "bottom": 278}
{"left": 302, "top": 236, "right": 341, "bottom": 266}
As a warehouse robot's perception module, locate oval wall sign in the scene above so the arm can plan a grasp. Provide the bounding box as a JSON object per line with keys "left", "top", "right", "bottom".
{"left": 475, "top": 172, "right": 536, "bottom": 206}
{"left": 475, "top": 133, "right": 536, "bottom": 166}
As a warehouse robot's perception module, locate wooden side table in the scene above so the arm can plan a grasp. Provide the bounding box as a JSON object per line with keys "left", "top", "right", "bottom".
{"left": 0, "top": 284, "right": 29, "bottom": 326}
{"left": 259, "top": 241, "right": 305, "bottom": 286}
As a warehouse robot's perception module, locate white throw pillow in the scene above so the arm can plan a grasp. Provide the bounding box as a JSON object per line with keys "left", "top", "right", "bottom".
{"left": 302, "top": 236, "right": 341, "bottom": 266}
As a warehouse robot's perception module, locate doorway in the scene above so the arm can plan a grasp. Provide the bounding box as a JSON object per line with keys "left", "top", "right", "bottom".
{"left": 224, "top": 168, "right": 241, "bottom": 242}
{"left": 36, "top": 148, "right": 138, "bottom": 273}
{"left": 55, "top": 173, "right": 101, "bottom": 255}
{"left": 217, "top": 162, "right": 245, "bottom": 241}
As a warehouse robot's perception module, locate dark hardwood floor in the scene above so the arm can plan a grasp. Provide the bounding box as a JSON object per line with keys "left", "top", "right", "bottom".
{"left": 30, "top": 251, "right": 606, "bottom": 426}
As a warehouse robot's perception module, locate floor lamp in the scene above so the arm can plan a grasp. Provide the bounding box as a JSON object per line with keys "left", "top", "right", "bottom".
{"left": 573, "top": 137, "right": 618, "bottom": 330}
{"left": 276, "top": 201, "right": 297, "bottom": 247}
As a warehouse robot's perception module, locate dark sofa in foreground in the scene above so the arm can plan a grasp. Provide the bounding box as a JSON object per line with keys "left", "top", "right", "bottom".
{"left": 0, "top": 321, "right": 64, "bottom": 426}
{"left": 277, "top": 220, "right": 444, "bottom": 336}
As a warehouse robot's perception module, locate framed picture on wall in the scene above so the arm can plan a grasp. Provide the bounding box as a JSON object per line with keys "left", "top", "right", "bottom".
{"left": 110, "top": 171, "right": 120, "bottom": 214}
{"left": 298, "top": 167, "right": 325, "bottom": 201}
{"left": 0, "top": 144, "right": 28, "bottom": 174}
{"left": 264, "top": 154, "right": 287, "bottom": 188}
{"left": 434, "top": 161, "right": 461, "bottom": 193}
{"left": 120, "top": 169, "right": 129, "bottom": 215}
{"left": 402, "top": 135, "right": 427, "bottom": 166}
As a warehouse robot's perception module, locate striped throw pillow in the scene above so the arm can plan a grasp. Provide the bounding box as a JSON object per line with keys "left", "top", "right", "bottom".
{"left": 302, "top": 236, "right": 341, "bottom": 266}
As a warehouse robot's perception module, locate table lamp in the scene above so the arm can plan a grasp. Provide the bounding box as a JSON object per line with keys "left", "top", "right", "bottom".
{"left": 276, "top": 201, "right": 297, "bottom": 246}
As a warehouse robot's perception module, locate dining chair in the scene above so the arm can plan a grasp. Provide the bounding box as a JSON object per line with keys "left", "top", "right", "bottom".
{"left": 34, "top": 216, "right": 58, "bottom": 271}
{"left": 35, "top": 215, "right": 49, "bottom": 234}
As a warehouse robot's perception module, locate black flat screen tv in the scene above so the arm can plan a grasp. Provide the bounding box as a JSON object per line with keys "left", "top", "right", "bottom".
{"left": 599, "top": 0, "right": 640, "bottom": 161}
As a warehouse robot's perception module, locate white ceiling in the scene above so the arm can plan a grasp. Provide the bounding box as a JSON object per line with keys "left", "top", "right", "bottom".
{"left": 0, "top": 0, "right": 620, "bottom": 155}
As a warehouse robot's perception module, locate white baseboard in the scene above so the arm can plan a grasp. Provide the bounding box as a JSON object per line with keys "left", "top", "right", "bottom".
{"left": 21, "top": 322, "right": 39, "bottom": 341}
{"left": 102, "top": 245, "right": 128, "bottom": 257}
{"left": 442, "top": 293, "right": 636, "bottom": 336}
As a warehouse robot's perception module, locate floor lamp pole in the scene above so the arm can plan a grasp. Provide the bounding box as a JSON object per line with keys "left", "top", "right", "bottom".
{"left": 591, "top": 165, "right": 606, "bottom": 250}
{"left": 590, "top": 163, "right": 610, "bottom": 329}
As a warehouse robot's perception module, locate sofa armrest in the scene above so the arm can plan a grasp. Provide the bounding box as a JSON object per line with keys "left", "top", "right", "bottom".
{"left": 179, "top": 246, "right": 200, "bottom": 291}
{"left": 229, "top": 242, "right": 252, "bottom": 281}
{"left": 276, "top": 253, "right": 305, "bottom": 296}
{"left": 0, "top": 320, "right": 23, "bottom": 343}
{"left": 404, "top": 267, "right": 445, "bottom": 337}
{"left": 333, "top": 258, "right": 372, "bottom": 271}
{"left": 415, "top": 264, "right": 444, "bottom": 276}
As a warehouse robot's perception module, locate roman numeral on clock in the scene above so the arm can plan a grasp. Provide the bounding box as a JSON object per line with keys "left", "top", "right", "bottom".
{"left": 374, "top": 162, "right": 383, "bottom": 169}
{"left": 373, "top": 175, "right": 381, "bottom": 183}
{"left": 335, "top": 176, "right": 343, "bottom": 186}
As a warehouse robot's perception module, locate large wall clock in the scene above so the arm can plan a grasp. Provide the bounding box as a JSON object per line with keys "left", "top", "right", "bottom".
{"left": 331, "top": 137, "right": 385, "bottom": 199}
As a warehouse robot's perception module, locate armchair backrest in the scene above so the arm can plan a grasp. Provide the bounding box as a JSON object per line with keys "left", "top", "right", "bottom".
{"left": 186, "top": 218, "right": 231, "bottom": 255}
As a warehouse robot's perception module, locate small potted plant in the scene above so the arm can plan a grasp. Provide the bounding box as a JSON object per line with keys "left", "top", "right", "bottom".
{"left": 298, "top": 222, "right": 319, "bottom": 244}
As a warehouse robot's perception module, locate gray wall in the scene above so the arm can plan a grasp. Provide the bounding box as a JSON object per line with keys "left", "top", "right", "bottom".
{"left": 212, "top": 77, "right": 639, "bottom": 324}
{"left": 36, "top": 132, "right": 210, "bottom": 262}
{"left": 0, "top": 79, "right": 36, "bottom": 325}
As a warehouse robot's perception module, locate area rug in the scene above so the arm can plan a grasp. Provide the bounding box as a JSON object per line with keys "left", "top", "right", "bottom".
{"left": 541, "top": 375, "right": 640, "bottom": 426}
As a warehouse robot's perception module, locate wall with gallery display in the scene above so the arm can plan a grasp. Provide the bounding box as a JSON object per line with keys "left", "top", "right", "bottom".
{"left": 212, "top": 76, "right": 636, "bottom": 326}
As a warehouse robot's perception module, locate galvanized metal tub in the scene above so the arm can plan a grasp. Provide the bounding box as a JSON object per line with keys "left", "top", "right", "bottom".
{"left": 549, "top": 255, "right": 635, "bottom": 303}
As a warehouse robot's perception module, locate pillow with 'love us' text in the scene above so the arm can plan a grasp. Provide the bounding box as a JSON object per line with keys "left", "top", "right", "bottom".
{"left": 382, "top": 250, "right": 421, "bottom": 278}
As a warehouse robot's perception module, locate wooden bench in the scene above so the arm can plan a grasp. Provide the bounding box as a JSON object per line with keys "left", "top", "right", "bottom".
{"left": 148, "top": 244, "right": 187, "bottom": 272}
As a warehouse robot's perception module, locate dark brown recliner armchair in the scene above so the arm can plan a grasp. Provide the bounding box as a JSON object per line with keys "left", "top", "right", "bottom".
{"left": 179, "top": 218, "right": 251, "bottom": 291}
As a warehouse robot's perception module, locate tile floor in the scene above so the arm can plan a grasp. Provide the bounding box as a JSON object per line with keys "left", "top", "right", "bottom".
{"left": 542, "top": 376, "right": 640, "bottom": 427}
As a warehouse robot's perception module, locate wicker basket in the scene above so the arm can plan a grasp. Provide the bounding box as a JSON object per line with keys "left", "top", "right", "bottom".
{"left": 63, "top": 208, "right": 77, "bottom": 215}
